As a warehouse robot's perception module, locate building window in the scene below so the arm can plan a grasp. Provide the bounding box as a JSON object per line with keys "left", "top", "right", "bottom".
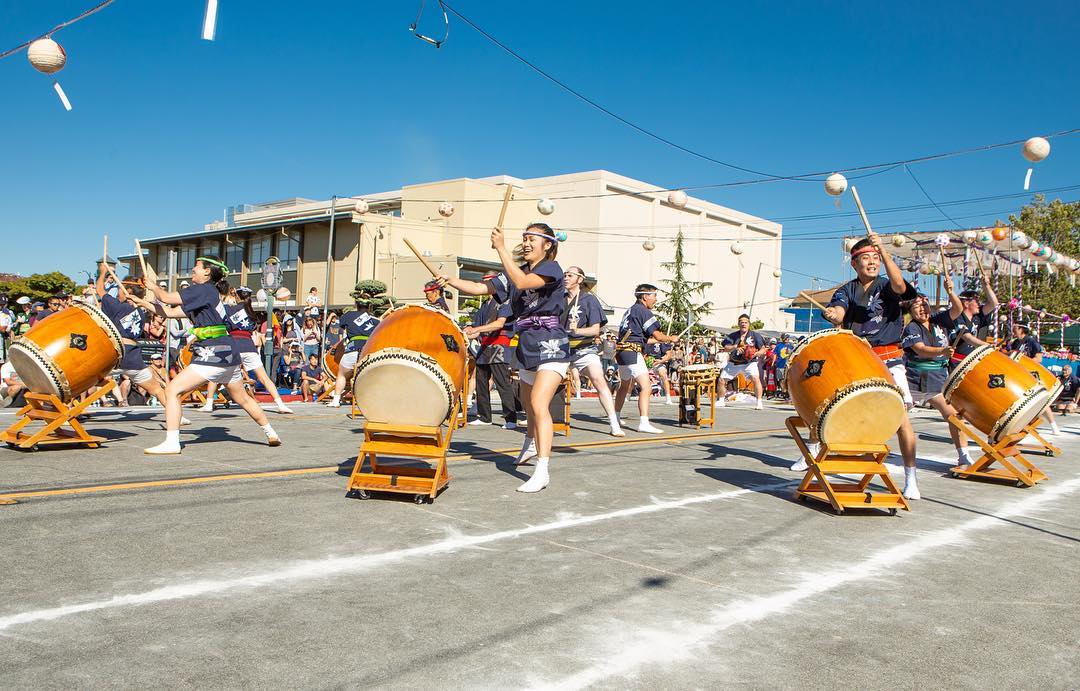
{"left": 154, "top": 246, "right": 171, "bottom": 275}
{"left": 199, "top": 239, "right": 221, "bottom": 264}
{"left": 277, "top": 230, "right": 300, "bottom": 270}
{"left": 225, "top": 240, "right": 245, "bottom": 274}
{"left": 249, "top": 236, "right": 271, "bottom": 268}
{"left": 178, "top": 245, "right": 196, "bottom": 277}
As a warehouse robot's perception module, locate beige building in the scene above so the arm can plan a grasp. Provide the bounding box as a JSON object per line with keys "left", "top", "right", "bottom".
{"left": 124, "top": 170, "right": 792, "bottom": 330}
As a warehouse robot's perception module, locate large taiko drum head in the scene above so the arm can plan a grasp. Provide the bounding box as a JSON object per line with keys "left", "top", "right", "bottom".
{"left": 945, "top": 346, "right": 1048, "bottom": 442}
{"left": 9, "top": 303, "right": 124, "bottom": 402}
{"left": 785, "top": 329, "right": 906, "bottom": 446}
{"left": 353, "top": 304, "right": 467, "bottom": 427}
{"left": 1012, "top": 353, "right": 1061, "bottom": 410}
{"left": 323, "top": 340, "right": 344, "bottom": 379}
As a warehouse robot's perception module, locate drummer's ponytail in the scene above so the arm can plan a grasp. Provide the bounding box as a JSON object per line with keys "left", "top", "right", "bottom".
{"left": 215, "top": 279, "right": 231, "bottom": 296}
{"left": 197, "top": 255, "right": 228, "bottom": 283}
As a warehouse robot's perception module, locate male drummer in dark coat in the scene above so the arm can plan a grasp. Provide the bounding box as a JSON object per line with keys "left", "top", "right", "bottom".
{"left": 810, "top": 232, "right": 923, "bottom": 499}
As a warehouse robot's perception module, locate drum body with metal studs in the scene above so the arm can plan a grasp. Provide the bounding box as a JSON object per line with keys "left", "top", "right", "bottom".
{"left": 785, "top": 329, "right": 906, "bottom": 446}
{"left": 1012, "top": 353, "right": 1061, "bottom": 412}
{"left": 946, "top": 346, "right": 1049, "bottom": 442}
{"left": 9, "top": 303, "right": 124, "bottom": 403}
{"left": 352, "top": 304, "right": 467, "bottom": 427}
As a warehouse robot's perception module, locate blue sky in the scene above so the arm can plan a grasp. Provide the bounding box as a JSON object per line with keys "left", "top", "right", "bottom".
{"left": 2, "top": 1, "right": 1077, "bottom": 294}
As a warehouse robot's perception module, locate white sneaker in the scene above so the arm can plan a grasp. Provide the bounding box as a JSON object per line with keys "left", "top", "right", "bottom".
{"left": 267, "top": 433, "right": 282, "bottom": 447}
{"left": 197, "top": 402, "right": 213, "bottom": 413}
{"left": 754, "top": 399, "right": 764, "bottom": 410}
{"left": 637, "top": 421, "right": 663, "bottom": 434}
{"left": 327, "top": 400, "right": 341, "bottom": 408}
{"left": 503, "top": 420, "right": 518, "bottom": 430}
{"left": 609, "top": 425, "right": 626, "bottom": 438}
{"left": 275, "top": 403, "right": 294, "bottom": 414}
{"left": 180, "top": 416, "right": 192, "bottom": 426}
{"left": 516, "top": 458, "right": 549, "bottom": 493}
{"left": 144, "top": 440, "right": 181, "bottom": 455}
{"left": 664, "top": 398, "right": 674, "bottom": 405}
{"left": 469, "top": 419, "right": 492, "bottom": 426}
{"left": 902, "top": 482, "right": 921, "bottom": 500}
{"left": 790, "top": 442, "right": 819, "bottom": 472}
{"left": 957, "top": 448, "right": 973, "bottom": 469}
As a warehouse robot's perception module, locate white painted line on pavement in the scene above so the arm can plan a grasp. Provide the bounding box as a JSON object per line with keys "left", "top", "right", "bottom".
{"left": 531, "top": 476, "right": 1080, "bottom": 690}
{"left": 0, "top": 481, "right": 793, "bottom": 634}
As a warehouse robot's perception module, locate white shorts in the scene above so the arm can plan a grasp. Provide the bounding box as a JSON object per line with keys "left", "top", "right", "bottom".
{"left": 722, "top": 360, "right": 760, "bottom": 380}
{"left": 618, "top": 353, "right": 648, "bottom": 379}
{"left": 339, "top": 351, "right": 359, "bottom": 372}
{"left": 239, "top": 351, "right": 264, "bottom": 371}
{"left": 517, "top": 361, "right": 570, "bottom": 386}
{"left": 571, "top": 352, "right": 602, "bottom": 371}
{"left": 188, "top": 363, "right": 242, "bottom": 385}
{"left": 122, "top": 367, "right": 153, "bottom": 385}
{"left": 888, "top": 361, "right": 914, "bottom": 408}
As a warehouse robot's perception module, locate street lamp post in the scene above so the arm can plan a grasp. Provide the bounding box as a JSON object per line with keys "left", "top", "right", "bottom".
{"left": 261, "top": 256, "right": 282, "bottom": 377}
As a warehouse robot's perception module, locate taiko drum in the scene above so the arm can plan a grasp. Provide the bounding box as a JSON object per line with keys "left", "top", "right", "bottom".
{"left": 1012, "top": 353, "right": 1062, "bottom": 412}
{"left": 322, "top": 340, "right": 345, "bottom": 379}
{"left": 944, "top": 345, "right": 1048, "bottom": 443}
{"left": 784, "top": 329, "right": 906, "bottom": 446}
{"left": 352, "top": 304, "right": 467, "bottom": 427}
{"left": 8, "top": 303, "right": 124, "bottom": 402}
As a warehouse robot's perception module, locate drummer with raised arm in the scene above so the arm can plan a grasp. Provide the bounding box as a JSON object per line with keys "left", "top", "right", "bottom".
{"left": 808, "top": 233, "right": 923, "bottom": 499}
{"left": 328, "top": 281, "right": 390, "bottom": 408}
{"left": 614, "top": 284, "right": 680, "bottom": 434}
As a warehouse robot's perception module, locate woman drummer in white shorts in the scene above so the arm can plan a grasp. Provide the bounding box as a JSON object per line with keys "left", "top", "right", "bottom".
{"left": 135, "top": 256, "right": 281, "bottom": 455}
{"left": 201, "top": 284, "right": 293, "bottom": 414}
{"left": 564, "top": 266, "right": 623, "bottom": 437}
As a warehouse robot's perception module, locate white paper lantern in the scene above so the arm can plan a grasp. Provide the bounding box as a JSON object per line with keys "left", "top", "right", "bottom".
{"left": 537, "top": 198, "right": 555, "bottom": 215}
{"left": 919, "top": 262, "right": 932, "bottom": 275}
{"left": 824, "top": 173, "right": 848, "bottom": 197}
{"left": 772, "top": 268, "right": 782, "bottom": 278}
{"left": 730, "top": 242, "right": 744, "bottom": 256}
{"left": 27, "top": 38, "right": 67, "bottom": 74}
{"left": 1011, "top": 230, "right": 1032, "bottom": 249}
{"left": 1028, "top": 241, "right": 1042, "bottom": 256}
{"left": 934, "top": 233, "right": 951, "bottom": 248}
{"left": 274, "top": 287, "right": 292, "bottom": 302}
{"left": 667, "top": 190, "right": 688, "bottom": 208}
{"left": 1022, "top": 137, "right": 1051, "bottom": 163}
{"left": 642, "top": 239, "right": 655, "bottom": 252}
{"left": 437, "top": 201, "right": 454, "bottom": 218}
{"left": 891, "top": 234, "right": 906, "bottom": 247}
{"left": 1036, "top": 244, "right": 1052, "bottom": 259}
{"left": 353, "top": 198, "right": 369, "bottom": 214}
{"left": 842, "top": 237, "right": 857, "bottom": 253}
{"left": 976, "top": 230, "right": 994, "bottom": 246}
{"left": 1070, "top": 258, "right": 1080, "bottom": 272}
{"left": 1054, "top": 252, "right": 1069, "bottom": 267}
{"left": 961, "top": 230, "right": 977, "bottom": 242}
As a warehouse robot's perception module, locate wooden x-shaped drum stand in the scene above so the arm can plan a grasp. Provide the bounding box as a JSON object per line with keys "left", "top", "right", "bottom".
{"left": 679, "top": 376, "right": 716, "bottom": 429}
{"left": 1017, "top": 420, "right": 1061, "bottom": 458}
{"left": 1, "top": 381, "right": 116, "bottom": 451}
{"left": 346, "top": 422, "right": 453, "bottom": 504}
{"left": 947, "top": 415, "right": 1048, "bottom": 488}
{"left": 787, "top": 416, "right": 910, "bottom": 515}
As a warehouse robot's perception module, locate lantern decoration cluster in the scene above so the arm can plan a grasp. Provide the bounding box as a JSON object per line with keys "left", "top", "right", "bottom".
{"left": 437, "top": 201, "right": 454, "bottom": 218}
{"left": 667, "top": 190, "right": 688, "bottom": 209}
{"left": 27, "top": 38, "right": 72, "bottom": 111}
{"left": 1021, "top": 136, "right": 1051, "bottom": 190}
{"left": 536, "top": 198, "right": 555, "bottom": 215}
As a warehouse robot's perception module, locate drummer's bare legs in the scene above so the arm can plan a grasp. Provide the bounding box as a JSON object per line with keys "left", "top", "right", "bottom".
{"left": 140, "top": 376, "right": 191, "bottom": 426}
{"left": 328, "top": 368, "right": 352, "bottom": 407}
{"left": 654, "top": 367, "right": 673, "bottom": 404}
{"left": 517, "top": 370, "right": 562, "bottom": 493}
{"left": 514, "top": 381, "right": 539, "bottom": 466}
{"left": 616, "top": 373, "right": 661, "bottom": 434}
{"left": 249, "top": 365, "right": 292, "bottom": 413}
{"left": 583, "top": 360, "right": 623, "bottom": 436}
{"left": 927, "top": 394, "right": 970, "bottom": 466}
{"left": 224, "top": 380, "right": 280, "bottom": 445}
{"left": 790, "top": 426, "right": 820, "bottom": 471}
{"left": 897, "top": 416, "right": 920, "bottom": 499}
{"left": 1042, "top": 408, "right": 1061, "bottom": 435}
{"left": 200, "top": 382, "right": 219, "bottom": 412}
{"left": 145, "top": 367, "right": 209, "bottom": 454}
{"left": 750, "top": 373, "right": 764, "bottom": 409}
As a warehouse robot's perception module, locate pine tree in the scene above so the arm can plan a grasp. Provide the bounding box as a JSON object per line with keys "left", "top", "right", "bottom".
{"left": 655, "top": 228, "right": 713, "bottom": 335}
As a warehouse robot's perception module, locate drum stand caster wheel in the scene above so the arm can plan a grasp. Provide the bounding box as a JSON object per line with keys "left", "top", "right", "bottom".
{"left": 889, "top": 509, "right": 898, "bottom": 516}
{"left": 346, "top": 489, "right": 370, "bottom": 500}
{"left": 1016, "top": 480, "right": 1030, "bottom": 488}
{"left": 413, "top": 494, "right": 429, "bottom": 505}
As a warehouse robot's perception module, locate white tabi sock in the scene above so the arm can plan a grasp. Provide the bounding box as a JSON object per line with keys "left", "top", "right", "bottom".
{"left": 517, "top": 457, "right": 550, "bottom": 493}
{"left": 515, "top": 437, "right": 537, "bottom": 465}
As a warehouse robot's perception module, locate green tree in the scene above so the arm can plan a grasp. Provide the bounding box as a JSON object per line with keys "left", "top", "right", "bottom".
{"left": 655, "top": 228, "right": 713, "bottom": 335}
{"left": 0, "top": 271, "right": 77, "bottom": 302}
{"left": 995, "top": 196, "right": 1080, "bottom": 330}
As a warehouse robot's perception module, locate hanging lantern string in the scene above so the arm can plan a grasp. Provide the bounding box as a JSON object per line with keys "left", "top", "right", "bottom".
{"left": 0, "top": 0, "right": 115, "bottom": 60}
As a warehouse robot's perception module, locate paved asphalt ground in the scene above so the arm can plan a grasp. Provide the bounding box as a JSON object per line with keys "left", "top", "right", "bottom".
{"left": 0, "top": 396, "right": 1078, "bottom": 689}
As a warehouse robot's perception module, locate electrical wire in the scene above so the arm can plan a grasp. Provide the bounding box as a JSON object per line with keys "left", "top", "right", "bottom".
{"left": 0, "top": 0, "right": 116, "bottom": 60}
{"left": 440, "top": 1, "right": 1079, "bottom": 187}
{"left": 903, "top": 164, "right": 964, "bottom": 230}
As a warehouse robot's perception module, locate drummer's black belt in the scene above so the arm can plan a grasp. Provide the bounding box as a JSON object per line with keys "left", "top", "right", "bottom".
{"left": 616, "top": 343, "right": 642, "bottom": 353}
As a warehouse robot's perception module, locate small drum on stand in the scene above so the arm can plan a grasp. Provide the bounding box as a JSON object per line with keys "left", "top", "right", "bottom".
{"left": 352, "top": 304, "right": 467, "bottom": 427}
{"left": 679, "top": 364, "right": 717, "bottom": 427}
{"left": 785, "top": 329, "right": 906, "bottom": 447}
{"left": 944, "top": 346, "right": 1048, "bottom": 445}
{"left": 8, "top": 303, "right": 123, "bottom": 403}
{"left": 2, "top": 303, "right": 124, "bottom": 450}
{"left": 784, "top": 329, "right": 910, "bottom": 514}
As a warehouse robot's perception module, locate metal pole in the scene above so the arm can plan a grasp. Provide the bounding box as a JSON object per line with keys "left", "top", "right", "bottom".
{"left": 164, "top": 249, "right": 176, "bottom": 383}
{"left": 264, "top": 292, "right": 275, "bottom": 376}
{"left": 749, "top": 262, "right": 764, "bottom": 317}
{"left": 320, "top": 195, "right": 337, "bottom": 364}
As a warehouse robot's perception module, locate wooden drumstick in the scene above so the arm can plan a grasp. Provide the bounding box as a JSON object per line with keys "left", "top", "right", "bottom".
{"left": 403, "top": 237, "right": 439, "bottom": 278}
{"left": 849, "top": 186, "right": 875, "bottom": 238}
{"left": 133, "top": 239, "right": 160, "bottom": 285}
{"left": 799, "top": 290, "right": 829, "bottom": 313}
{"left": 495, "top": 184, "right": 515, "bottom": 232}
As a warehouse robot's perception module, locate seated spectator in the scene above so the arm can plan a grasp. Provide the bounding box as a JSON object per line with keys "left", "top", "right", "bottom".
{"left": 300, "top": 353, "right": 327, "bottom": 401}
{"left": 1053, "top": 364, "right": 1080, "bottom": 414}
{"left": 0, "top": 360, "right": 25, "bottom": 408}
